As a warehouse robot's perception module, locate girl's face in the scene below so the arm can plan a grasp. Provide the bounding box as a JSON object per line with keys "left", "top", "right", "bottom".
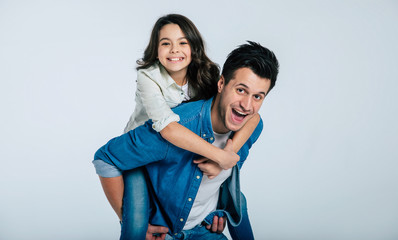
{"left": 157, "top": 24, "right": 192, "bottom": 83}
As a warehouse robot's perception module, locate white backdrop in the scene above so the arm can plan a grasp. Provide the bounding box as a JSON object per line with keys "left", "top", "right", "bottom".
{"left": 1, "top": 0, "right": 397, "bottom": 239}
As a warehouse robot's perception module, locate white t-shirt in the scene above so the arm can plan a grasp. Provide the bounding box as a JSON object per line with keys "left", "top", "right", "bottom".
{"left": 183, "top": 131, "right": 232, "bottom": 230}
{"left": 181, "top": 82, "right": 190, "bottom": 102}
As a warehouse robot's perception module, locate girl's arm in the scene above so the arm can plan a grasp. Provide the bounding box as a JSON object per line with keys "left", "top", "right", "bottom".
{"left": 191, "top": 114, "right": 260, "bottom": 178}
{"left": 137, "top": 69, "right": 239, "bottom": 169}
{"left": 230, "top": 113, "right": 260, "bottom": 152}
{"left": 161, "top": 114, "right": 260, "bottom": 170}
{"left": 138, "top": 67, "right": 258, "bottom": 169}
{"left": 160, "top": 122, "right": 239, "bottom": 169}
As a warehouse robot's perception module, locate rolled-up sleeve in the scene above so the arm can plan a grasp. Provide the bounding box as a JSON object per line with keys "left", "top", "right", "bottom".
{"left": 137, "top": 71, "right": 180, "bottom": 132}
{"left": 92, "top": 159, "right": 123, "bottom": 177}
{"left": 94, "top": 121, "right": 169, "bottom": 171}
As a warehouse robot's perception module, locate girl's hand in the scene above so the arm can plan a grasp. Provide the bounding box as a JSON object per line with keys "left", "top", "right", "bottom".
{"left": 217, "top": 139, "right": 240, "bottom": 170}
{"left": 193, "top": 158, "right": 222, "bottom": 179}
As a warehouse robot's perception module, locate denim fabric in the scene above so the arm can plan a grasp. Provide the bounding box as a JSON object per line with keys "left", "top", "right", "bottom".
{"left": 202, "top": 191, "right": 254, "bottom": 240}
{"left": 227, "top": 194, "right": 254, "bottom": 240}
{"left": 165, "top": 224, "right": 227, "bottom": 240}
{"left": 92, "top": 159, "right": 123, "bottom": 177}
{"left": 94, "top": 98, "right": 263, "bottom": 234}
{"left": 119, "top": 167, "right": 149, "bottom": 240}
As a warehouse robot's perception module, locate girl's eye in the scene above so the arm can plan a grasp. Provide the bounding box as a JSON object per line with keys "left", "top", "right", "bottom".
{"left": 161, "top": 42, "right": 170, "bottom": 46}
{"left": 180, "top": 41, "right": 188, "bottom": 45}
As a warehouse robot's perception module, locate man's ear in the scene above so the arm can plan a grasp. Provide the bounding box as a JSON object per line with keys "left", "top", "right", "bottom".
{"left": 217, "top": 76, "right": 225, "bottom": 93}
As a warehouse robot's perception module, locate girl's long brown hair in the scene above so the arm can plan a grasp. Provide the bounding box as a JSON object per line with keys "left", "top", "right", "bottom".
{"left": 137, "top": 14, "right": 220, "bottom": 101}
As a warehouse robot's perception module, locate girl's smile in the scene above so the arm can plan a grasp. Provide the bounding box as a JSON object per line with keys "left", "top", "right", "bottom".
{"left": 157, "top": 24, "right": 192, "bottom": 85}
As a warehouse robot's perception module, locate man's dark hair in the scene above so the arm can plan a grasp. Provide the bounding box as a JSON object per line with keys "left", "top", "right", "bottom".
{"left": 222, "top": 41, "right": 279, "bottom": 93}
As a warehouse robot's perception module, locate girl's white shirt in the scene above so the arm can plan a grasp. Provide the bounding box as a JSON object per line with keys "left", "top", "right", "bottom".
{"left": 124, "top": 62, "right": 192, "bottom": 133}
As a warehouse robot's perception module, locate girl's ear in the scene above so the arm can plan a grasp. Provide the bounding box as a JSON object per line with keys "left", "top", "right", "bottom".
{"left": 217, "top": 76, "right": 225, "bottom": 93}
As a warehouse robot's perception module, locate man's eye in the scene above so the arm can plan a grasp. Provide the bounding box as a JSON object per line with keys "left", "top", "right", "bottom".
{"left": 254, "top": 95, "right": 262, "bottom": 100}
{"left": 237, "top": 89, "right": 244, "bottom": 93}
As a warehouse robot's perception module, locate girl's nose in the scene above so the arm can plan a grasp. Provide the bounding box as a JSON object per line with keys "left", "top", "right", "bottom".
{"left": 170, "top": 44, "right": 179, "bottom": 53}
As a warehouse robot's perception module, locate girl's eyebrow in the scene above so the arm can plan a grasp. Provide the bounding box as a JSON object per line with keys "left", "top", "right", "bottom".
{"left": 159, "top": 37, "right": 187, "bottom": 42}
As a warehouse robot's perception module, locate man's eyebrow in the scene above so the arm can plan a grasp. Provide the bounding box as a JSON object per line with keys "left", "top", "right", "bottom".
{"left": 236, "top": 83, "right": 266, "bottom": 95}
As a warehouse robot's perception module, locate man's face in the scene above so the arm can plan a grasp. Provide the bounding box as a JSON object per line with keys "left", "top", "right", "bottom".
{"left": 212, "top": 67, "right": 271, "bottom": 133}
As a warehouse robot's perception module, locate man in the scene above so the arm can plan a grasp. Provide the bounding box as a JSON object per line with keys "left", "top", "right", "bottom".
{"left": 94, "top": 41, "right": 279, "bottom": 239}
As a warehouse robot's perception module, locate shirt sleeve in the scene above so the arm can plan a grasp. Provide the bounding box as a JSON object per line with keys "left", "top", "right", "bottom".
{"left": 92, "top": 159, "right": 123, "bottom": 177}
{"left": 137, "top": 70, "right": 180, "bottom": 132}
{"left": 94, "top": 121, "right": 169, "bottom": 171}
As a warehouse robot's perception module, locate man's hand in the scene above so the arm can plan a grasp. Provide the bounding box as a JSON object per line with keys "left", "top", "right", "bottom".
{"left": 146, "top": 224, "right": 169, "bottom": 240}
{"left": 205, "top": 216, "right": 227, "bottom": 234}
{"left": 217, "top": 139, "right": 240, "bottom": 170}
{"left": 193, "top": 158, "right": 222, "bottom": 179}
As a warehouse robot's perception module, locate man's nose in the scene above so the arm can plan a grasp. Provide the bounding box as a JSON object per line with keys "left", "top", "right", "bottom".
{"left": 240, "top": 96, "right": 252, "bottom": 110}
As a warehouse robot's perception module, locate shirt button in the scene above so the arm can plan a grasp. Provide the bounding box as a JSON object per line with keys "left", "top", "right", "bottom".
{"left": 188, "top": 198, "right": 192, "bottom": 201}
{"left": 180, "top": 218, "right": 184, "bottom": 222}
{"left": 196, "top": 175, "right": 200, "bottom": 179}
{"left": 210, "top": 137, "right": 214, "bottom": 141}
{"left": 203, "top": 134, "right": 206, "bottom": 137}
{"left": 174, "top": 233, "right": 178, "bottom": 235}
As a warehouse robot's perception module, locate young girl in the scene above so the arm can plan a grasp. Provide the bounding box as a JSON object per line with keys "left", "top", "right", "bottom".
{"left": 94, "top": 14, "right": 259, "bottom": 239}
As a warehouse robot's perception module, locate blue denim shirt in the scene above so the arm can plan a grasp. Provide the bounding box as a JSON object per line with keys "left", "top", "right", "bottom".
{"left": 94, "top": 97, "right": 263, "bottom": 234}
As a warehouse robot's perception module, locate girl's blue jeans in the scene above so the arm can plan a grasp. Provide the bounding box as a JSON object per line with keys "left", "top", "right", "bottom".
{"left": 120, "top": 167, "right": 149, "bottom": 240}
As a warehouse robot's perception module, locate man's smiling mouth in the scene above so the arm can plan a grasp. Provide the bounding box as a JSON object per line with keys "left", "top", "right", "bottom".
{"left": 232, "top": 109, "right": 248, "bottom": 121}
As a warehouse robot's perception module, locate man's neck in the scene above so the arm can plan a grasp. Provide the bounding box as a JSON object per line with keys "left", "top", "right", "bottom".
{"left": 210, "top": 96, "right": 230, "bottom": 134}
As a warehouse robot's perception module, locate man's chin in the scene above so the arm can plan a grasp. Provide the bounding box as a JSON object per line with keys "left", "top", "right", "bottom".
{"left": 227, "top": 114, "right": 254, "bottom": 131}
{"left": 226, "top": 121, "right": 245, "bottom": 132}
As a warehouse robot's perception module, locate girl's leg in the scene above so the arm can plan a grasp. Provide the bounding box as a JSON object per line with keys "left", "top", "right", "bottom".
{"left": 120, "top": 167, "right": 149, "bottom": 240}
{"left": 227, "top": 194, "right": 254, "bottom": 240}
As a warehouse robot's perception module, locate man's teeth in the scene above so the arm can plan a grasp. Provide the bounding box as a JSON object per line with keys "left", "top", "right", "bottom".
{"left": 234, "top": 109, "right": 247, "bottom": 116}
